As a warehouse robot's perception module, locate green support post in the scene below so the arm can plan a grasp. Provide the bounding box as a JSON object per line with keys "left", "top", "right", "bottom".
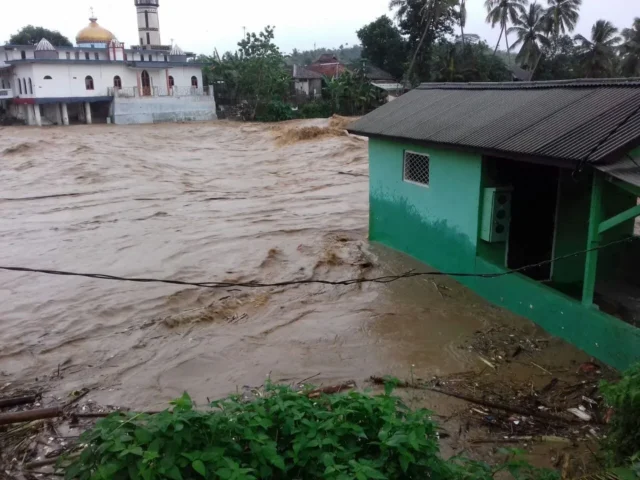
{"left": 582, "top": 173, "right": 603, "bottom": 306}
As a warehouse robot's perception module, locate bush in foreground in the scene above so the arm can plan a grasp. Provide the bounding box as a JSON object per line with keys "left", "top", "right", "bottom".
{"left": 64, "top": 383, "right": 558, "bottom": 480}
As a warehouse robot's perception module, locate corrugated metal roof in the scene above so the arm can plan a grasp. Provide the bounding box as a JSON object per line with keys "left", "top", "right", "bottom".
{"left": 347, "top": 79, "right": 640, "bottom": 165}
{"left": 596, "top": 153, "right": 640, "bottom": 188}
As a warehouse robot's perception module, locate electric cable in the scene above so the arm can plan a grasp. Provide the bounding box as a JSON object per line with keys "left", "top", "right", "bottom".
{"left": 0, "top": 236, "right": 635, "bottom": 290}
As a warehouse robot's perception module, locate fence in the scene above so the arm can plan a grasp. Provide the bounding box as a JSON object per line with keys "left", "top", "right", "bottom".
{"left": 108, "top": 86, "right": 208, "bottom": 98}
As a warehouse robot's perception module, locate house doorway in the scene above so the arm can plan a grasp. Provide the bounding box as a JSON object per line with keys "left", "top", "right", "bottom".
{"left": 506, "top": 162, "right": 559, "bottom": 281}
{"left": 141, "top": 70, "right": 151, "bottom": 96}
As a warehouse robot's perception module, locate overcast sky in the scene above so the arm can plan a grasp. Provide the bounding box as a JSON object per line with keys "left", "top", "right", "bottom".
{"left": 2, "top": 0, "right": 638, "bottom": 55}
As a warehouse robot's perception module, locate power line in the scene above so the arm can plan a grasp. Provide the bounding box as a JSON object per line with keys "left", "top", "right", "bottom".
{"left": 0, "top": 236, "right": 635, "bottom": 290}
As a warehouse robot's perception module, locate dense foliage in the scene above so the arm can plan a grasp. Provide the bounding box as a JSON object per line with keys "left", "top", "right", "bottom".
{"left": 601, "top": 363, "right": 640, "bottom": 467}
{"left": 209, "top": 27, "right": 290, "bottom": 120}
{"left": 64, "top": 384, "right": 559, "bottom": 480}
{"left": 357, "top": 16, "right": 408, "bottom": 80}
{"left": 8, "top": 25, "right": 73, "bottom": 47}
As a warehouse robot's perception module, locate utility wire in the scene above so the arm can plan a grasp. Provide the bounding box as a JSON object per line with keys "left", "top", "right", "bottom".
{"left": 0, "top": 236, "right": 635, "bottom": 290}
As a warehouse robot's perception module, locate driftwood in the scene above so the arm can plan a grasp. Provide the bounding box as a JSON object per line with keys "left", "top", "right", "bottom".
{"left": 0, "top": 395, "right": 37, "bottom": 409}
{"left": 307, "top": 381, "right": 356, "bottom": 398}
{"left": 0, "top": 407, "right": 62, "bottom": 426}
{"left": 368, "top": 376, "right": 582, "bottom": 426}
{"left": 470, "top": 435, "right": 572, "bottom": 445}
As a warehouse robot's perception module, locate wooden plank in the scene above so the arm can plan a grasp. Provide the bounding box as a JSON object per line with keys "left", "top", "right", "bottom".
{"left": 598, "top": 204, "right": 640, "bottom": 235}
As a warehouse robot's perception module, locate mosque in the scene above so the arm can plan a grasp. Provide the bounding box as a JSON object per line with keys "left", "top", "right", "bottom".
{"left": 0, "top": 1, "right": 216, "bottom": 125}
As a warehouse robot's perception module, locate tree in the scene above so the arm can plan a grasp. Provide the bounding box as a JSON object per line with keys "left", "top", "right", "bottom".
{"left": 534, "top": 34, "right": 581, "bottom": 80}
{"left": 544, "top": 0, "right": 581, "bottom": 37}
{"left": 485, "top": 0, "right": 528, "bottom": 62}
{"left": 210, "top": 26, "right": 289, "bottom": 119}
{"left": 8, "top": 25, "right": 72, "bottom": 47}
{"left": 357, "top": 16, "right": 408, "bottom": 79}
{"left": 620, "top": 18, "right": 640, "bottom": 77}
{"left": 544, "top": 0, "right": 581, "bottom": 55}
{"left": 432, "top": 40, "right": 511, "bottom": 82}
{"left": 508, "top": 3, "right": 550, "bottom": 73}
{"left": 575, "top": 20, "right": 621, "bottom": 78}
{"left": 390, "top": 0, "right": 458, "bottom": 83}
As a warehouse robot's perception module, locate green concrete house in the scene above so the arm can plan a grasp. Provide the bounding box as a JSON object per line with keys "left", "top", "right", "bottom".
{"left": 348, "top": 79, "right": 640, "bottom": 370}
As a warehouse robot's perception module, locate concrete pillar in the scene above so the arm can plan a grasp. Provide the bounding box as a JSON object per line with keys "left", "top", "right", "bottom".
{"left": 61, "top": 103, "right": 69, "bottom": 126}
{"left": 55, "top": 103, "right": 63, "bottom": 125}
{"left": 84, "top": 102, "right": 92, "bottom": 125}
{"left": 33, "top": 104, "right": 42, "bottom": 127}
{"left": 26, "top": 104, "right": 34, "bottom": 125}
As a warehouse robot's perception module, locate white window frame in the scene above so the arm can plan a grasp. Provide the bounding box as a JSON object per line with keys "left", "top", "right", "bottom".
{"left": 403, "top": 150, "right": 430, "bottom": 188}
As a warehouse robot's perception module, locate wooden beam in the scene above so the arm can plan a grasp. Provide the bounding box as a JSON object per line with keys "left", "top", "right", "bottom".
{"left": 582, "top": 173, "right": 603, "bottom": 307}
{"left": 598, "top": 204, "right": 640, "bottom": 235}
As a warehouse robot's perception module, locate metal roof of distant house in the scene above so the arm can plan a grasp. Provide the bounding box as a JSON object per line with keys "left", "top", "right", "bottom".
{"left": 509, "top": 65, "right": 533, "bottom": 82}
{"left": 291, "top": 65, "right": 323, "bottom": 79}
{"left": 361, "top": 64, "right": 395, "bottom": 81}
{"left": 348, "top": 79, "right": 640, "bottom": 166}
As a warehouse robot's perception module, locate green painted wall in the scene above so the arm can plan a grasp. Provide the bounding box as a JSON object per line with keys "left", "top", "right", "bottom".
{"left": 368, "top": 138, "right": 640, "bottom": 370}
{"left": 368, "top": 138, "right": 482, "bottom": 273}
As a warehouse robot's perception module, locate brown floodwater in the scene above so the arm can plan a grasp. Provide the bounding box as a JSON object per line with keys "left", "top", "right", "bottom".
{"left": 0, "top": 119, "right": 587, "bottom": 411}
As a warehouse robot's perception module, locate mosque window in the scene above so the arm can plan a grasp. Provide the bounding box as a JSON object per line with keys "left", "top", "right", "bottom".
{"left": 28, "top": 78, "right": 33, "bottom": 94}
{"left": 18, "top": 79, "right": 22, "bottom": 94}
{"left": 95, "top": 53, "right": 99, "bottom": 60}
{"left": 85, "top": 75, "right": 94, "bottom": 90}
{"left": 148, "top": 54, "right": 153, "bottom": 62}
{"left": 66, "top": 52, "right": 71, "bottom": 59}
{"left": 1, "top": 80, "right": 4, "bottom": 89}
{"left": 168, "top": 76, "right": 174, "bottom": 87}
{"left": 191, "top": 76, "right": 198, "bottom": 88}
{"left": 21, "top": 51, "right": 26, "bottom": 59}
{"left": 85, "top": 52, "right": 90, "bottom": 60}
{"left": 44, "top": 76, "right": 52, "bottom": 80}
{"left": 22, "top": 78, "right": 27, "bottom": 94}
{"left": 146, "top": 32, "right": 151, "bottom": 45}
{"left": 164, "top": 55, "right": 168, "bottom": 62}
{"left": 113, "top": 76, "right": 122, "bottom": 89}
{"left": 145, "top": 10, "right": 149, "bottom": 28}
{"left": 75, "top": 52, "right": 80, "bottom": 60}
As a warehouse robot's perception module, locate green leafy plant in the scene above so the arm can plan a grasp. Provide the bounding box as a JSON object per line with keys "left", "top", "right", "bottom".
{"left": 255, "top": 100, "right": 298, "bottom": 122}
{"left": 299, "top": 101, "right": 333, "bottom": 119}
{"left": 601, "top": 363, "right": 640, "bottom": 467}
{"left": 63, "top": 383, "right": 559, "bottom": 480}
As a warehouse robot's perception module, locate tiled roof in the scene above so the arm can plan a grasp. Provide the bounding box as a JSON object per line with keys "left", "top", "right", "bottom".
{"left": 292, "top": 65, "right": 323, "bottom": 79}
{"left": 347, "top": 79, "right": 640, "bottom": 165}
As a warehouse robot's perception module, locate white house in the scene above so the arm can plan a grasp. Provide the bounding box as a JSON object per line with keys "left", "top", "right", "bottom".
{"left": 0, "top": 1, "right": 216, "bottom": 126}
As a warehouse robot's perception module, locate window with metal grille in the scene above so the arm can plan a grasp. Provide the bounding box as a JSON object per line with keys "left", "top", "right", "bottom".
{"left": 403, "top": 151, "right": 430, "bottom": 187}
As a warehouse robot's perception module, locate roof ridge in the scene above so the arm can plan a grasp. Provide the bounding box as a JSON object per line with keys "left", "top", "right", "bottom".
{"left": 418, "top": 79, "right": 640, "bottom": 90}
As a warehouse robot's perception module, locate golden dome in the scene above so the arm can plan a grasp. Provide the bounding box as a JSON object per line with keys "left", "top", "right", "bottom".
{"left": 76, "top": 17, "right": 115, "bottom": 44}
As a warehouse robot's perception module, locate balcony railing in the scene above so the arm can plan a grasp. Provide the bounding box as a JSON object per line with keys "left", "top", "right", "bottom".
{"left": 0, "top": 88, "right": 14, "bottom": 99}
{"left": 108, "top": 86, "right": 209, "bottom": 98}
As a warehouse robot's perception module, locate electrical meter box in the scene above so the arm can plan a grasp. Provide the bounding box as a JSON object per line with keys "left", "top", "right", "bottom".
{"left": 480, "top": 187, "right": 512, "bottom": 243}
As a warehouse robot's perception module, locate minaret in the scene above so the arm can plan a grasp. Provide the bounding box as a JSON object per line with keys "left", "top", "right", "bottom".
{"left": 134, "top": 0, "right": 161, "bottom": 48}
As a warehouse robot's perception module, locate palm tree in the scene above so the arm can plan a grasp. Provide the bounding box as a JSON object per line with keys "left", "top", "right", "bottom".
{"left": 390, "top": 0, "right": 459, "bottom": 85}
{"left": 459, "top": 0, "right": 467, "bottom": 45}
{"left": 575, "top": 20, "right": 621, "bottom": 78}
{"left": 620, "top": 18, "right": 640, "bottom": 77}
{"left": 545, "top": 0, "right": 581, "bottom": 37}
{"left": 508, "top": 3, "right": 550, "bottom": 74}
{"left": 485, "top": 0, "right": 529, "bottom": 62}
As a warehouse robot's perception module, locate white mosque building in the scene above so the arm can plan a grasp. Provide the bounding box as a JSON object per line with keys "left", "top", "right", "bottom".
{"left": 0, "top": 1, "right": 216, "bottom": 125}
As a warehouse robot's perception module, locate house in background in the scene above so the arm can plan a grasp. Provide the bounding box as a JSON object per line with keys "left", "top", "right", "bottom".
{"left": 290, "top": 65, "right": 323, "bottom": 98}
{"left": 306, "top": 54, "right": 348, "bottom": 78}
{"left": 349, "top": 79, "right": 640, "bottom": 371}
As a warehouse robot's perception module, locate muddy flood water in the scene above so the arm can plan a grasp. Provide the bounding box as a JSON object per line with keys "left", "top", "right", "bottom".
{"left": 0, "top": 119, "right": 591, "bottom": 416}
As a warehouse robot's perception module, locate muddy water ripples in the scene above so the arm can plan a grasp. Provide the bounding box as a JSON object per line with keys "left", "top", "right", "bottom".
{"left": 0, "top": 119, "right": 576, "bottom": 409}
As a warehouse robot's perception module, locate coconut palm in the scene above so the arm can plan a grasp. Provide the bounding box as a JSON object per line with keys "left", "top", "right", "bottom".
{"left": 545, "top": 0, "right": 581, "bottom": 37}
{"left": 485, "top": 0, "right": 529, "bottom": 61}
{"left": 575, "top": 20, "right": 621, "bottom": 78}
{"left": 459, "top": 0, "right": 467, "bottom": 45}
{"left": 508, "top": 3, "right": 550, "bottom": 73}
{"left": 390, "top": 0, "right": 460, "bottom": 84}
{"left": 620, "top": 18, "right": 640, "bottom": 77}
